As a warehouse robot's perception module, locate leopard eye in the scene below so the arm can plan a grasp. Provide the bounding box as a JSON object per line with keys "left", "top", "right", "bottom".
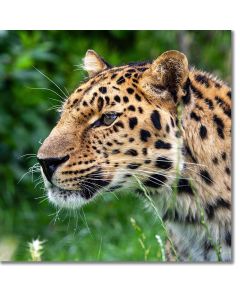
{"left": 102, "top": 112, "right": 118, "bottom": 126}
{"left": 91, "top": 112, "right": 120, "bottom": 128}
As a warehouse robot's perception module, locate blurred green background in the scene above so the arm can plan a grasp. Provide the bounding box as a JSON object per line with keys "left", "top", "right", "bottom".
{"left": 0, "top": 30, "right": 231, "bottom": 261}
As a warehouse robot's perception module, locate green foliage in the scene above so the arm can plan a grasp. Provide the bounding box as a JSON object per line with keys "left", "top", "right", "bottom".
{"left": 0, "top": 30, "right": 231, "bottom": 261}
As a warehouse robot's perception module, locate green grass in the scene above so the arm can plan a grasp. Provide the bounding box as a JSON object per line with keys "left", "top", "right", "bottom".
{"left": 0, "top": 188, "right": 166, "bottom": 262}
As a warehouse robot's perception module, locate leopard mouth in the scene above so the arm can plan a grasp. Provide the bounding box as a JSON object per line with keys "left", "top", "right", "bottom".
{"left": 41, "top": 166, "right": 114, "bottom": 209}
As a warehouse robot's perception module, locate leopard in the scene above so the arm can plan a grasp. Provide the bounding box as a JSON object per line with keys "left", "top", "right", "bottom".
{"left": 37, "top": 49, "right": 231, "bottom": 262}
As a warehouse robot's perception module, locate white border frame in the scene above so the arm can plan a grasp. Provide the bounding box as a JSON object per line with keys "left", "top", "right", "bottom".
{"left": 0, "top": 1, "right": 239, "bottom": 299}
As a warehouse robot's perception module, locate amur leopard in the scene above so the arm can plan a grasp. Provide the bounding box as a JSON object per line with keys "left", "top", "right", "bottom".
{"left": 37, "top": 49, "right": 231, "bottom": 262}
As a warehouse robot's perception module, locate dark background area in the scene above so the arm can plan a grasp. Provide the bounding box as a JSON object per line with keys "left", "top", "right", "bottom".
{"left": 0, "top": 30, "right": 231, "bottom": 261}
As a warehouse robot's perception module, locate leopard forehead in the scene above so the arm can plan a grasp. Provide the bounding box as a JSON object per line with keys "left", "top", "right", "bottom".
{"left": 63, "top": 63, "right": 151, "bottom": 115}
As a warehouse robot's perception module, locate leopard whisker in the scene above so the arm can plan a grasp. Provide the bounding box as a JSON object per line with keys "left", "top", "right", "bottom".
{"left": 80, "top": 180, "right": 121, "bottom": 202}
{"left": 18, "top": 153, "right": 37, "bottom": 159}
{"left": 27, "top": 87, "right": 66, "bottom": 101}
{"left": 33, "top": 67, "right": 69, "bottom": 99}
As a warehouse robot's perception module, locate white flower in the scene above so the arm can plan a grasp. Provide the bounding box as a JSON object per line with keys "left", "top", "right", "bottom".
{"left": 28, "top": 238, "right": 45, "bottom": 262}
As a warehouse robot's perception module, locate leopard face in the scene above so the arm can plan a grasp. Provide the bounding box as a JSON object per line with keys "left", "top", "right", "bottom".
{"left": 37, "top": 50, "right": 188, "bottom": 209}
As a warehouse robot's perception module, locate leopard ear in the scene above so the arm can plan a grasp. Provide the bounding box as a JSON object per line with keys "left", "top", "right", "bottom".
{"left": 83, "top": 50, "right": 110, "bottom": 77}
{"left": 140, "top": 50, "right": 189, "bottom": 103}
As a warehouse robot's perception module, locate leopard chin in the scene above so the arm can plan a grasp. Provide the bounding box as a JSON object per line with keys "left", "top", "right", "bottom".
{"left": 47, "top": 185, "right": 87, "bottom": 209}
{"left": 45, "top": 181, "right": 125, "bottom": 209}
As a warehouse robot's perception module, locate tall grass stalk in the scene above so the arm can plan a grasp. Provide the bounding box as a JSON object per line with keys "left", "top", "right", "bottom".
{"left": 133, "top": 175, "right": 179, "bottom": 261}
{"left": 130, "top": 217, "right": 151, "bottom": 261}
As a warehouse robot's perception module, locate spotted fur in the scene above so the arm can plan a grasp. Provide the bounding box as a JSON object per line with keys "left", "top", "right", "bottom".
{"left": 37, "top": 50, "right": 231, "bottom": 262}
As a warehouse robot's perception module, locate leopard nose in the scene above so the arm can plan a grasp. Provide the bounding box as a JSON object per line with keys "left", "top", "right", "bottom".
{"left": 37, "top": 155, "right": 69, "bottom": 183}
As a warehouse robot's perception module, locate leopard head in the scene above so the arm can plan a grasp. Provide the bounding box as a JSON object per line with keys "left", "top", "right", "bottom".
{"left": 37, "top": 49, "right": 189, "bottom": 209}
